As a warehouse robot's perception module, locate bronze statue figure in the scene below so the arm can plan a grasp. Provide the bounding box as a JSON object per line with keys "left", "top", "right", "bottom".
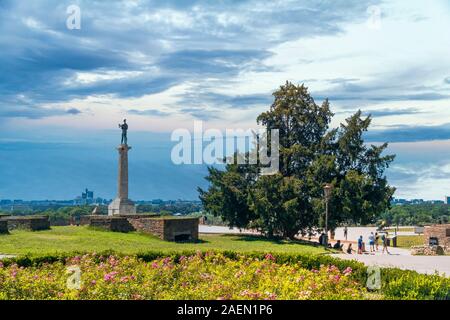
{"left": 119, "top": 119, "right": 128, "bottom": 145}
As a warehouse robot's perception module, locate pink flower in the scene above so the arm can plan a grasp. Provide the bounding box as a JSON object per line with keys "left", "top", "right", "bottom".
{"left": 327, "top": 265, "right": 338, "bottom": 273}
{"left": 91, "top": 280, "right": 97, "bottom": 285}
{"left": 104, "top": 271, "right": 118, "bottom": 282}
{"left": 265, "top": 253, "right": 275, "bottom": 261}
{"left": 265, "top": 292, "right": 277, "bottom": 300}
{"left": 151, "top": 261, "right": 159, "bottom": 269}
{"left": 343, "top": 267, "right": 352, "bottom": 275}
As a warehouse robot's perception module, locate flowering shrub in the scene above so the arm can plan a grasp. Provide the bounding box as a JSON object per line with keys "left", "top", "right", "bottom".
{"left": 381, "top": 268, "right": 450, "bottom": 300}
{"left": 0, "top": 252, "right": 365, "bottom": 300}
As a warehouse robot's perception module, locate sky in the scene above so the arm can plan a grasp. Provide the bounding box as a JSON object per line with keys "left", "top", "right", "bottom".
{"left": 1, "top": 0, "right": 450, "bottom": 200}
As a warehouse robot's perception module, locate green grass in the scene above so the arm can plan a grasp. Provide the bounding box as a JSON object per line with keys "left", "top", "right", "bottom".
{"left": 386, "top": 227, "right": 415, "bottom": 233}
{"left": 0, "top": 226, "right": 328, "bottom": 256}
{"left": 395, "top": 235, "right": 424, "bottom": 248}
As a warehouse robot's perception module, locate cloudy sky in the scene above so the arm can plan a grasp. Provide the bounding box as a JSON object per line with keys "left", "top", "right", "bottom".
{"left": 1, "top": 0, "right": 450, "bottom": 200}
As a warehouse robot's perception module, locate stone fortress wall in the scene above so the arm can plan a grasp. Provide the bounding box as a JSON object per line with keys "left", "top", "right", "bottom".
{"left": 0, "top": 215, "right": 50, "bottom": 231}
{"left": 87, "top": 215, "right": 199, "bottom": 241}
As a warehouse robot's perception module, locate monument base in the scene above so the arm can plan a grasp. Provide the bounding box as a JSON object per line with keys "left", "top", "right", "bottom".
{"left": 108, "top": 198, "right": 136, "bottom": 216}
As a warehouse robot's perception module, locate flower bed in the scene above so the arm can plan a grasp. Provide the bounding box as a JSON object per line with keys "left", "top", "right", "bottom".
{"left": 0, "top": 252, "right": 364, "bottom": 300}
{"left": 0, "top": 251, "right": 448, "bottom": 300}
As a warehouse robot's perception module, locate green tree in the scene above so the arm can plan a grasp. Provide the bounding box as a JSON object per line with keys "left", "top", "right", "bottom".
{"left": 199, "top": 81, "right": 395, "bottom": 239}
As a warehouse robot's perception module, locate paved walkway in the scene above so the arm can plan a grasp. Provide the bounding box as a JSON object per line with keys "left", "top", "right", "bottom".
{"left": 337, "top": 253, "right": 450, "bottom": 276}
{"left": 199, "top": 225, "right": 450, "bottom": 276}
{"left": 199, "top": 225, "right": 258, "bottom": 235}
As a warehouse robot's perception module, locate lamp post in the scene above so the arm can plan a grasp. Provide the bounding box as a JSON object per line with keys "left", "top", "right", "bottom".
{"left": 323, "top": 183, "right": 333, "bottom": 247}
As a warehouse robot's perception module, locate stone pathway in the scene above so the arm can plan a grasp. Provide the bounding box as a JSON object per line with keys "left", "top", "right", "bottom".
{"left": 337, "top": 253, "right": 450, "bottom": 276}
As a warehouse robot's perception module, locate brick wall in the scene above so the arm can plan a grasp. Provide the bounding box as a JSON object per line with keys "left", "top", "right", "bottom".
{"left": 86, "top": 215, "right": 199, "bottom": 241}
{"left": 128, "top": 218, "right": 164, "bottom": 238}
{"left": 424, "top": 224, "right": 450, "bottom": 247}
{"left": 89, "top": 216, "right": 135, "bottom": 232}
{"left": 128, "top": 217, "right": 199, "bottom": 241}
{"left": 3, "top": 216, "right": 50, "bottom": 231}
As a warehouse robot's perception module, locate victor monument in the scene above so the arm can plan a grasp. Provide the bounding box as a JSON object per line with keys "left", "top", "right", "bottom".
{"left": 108, "top": 119, "right": 136, "bottom": 215}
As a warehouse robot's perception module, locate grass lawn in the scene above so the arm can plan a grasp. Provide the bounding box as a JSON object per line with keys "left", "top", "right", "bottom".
{"left": 395, "top": 235, "right": 424, "bottom": 248}
{"left": 0, "top": 226, "right": 328, "bottom": 256}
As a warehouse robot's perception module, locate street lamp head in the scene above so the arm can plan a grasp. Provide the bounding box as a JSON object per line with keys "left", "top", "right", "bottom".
{"left": 323, "top": 183, "right": 333, "bottom": 198}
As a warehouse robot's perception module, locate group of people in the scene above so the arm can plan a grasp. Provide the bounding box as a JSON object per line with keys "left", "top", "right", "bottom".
{"left": 351, "top": 232, "right": 390, "bottom": 254}
{"left": 326, "top": 228, "right": 391, "bottom": 255}
{"left": 318, "top": 227, "right": 392, "bottom": 255}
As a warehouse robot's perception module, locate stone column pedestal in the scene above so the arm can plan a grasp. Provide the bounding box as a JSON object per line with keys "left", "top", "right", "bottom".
{"left": 108, "top": 144, "right": 136, "bottom": 216}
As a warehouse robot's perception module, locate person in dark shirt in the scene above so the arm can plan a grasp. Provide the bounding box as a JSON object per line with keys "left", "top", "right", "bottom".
{"left": 333, "top": 240, "right": 343, "bottom": 250}
{"left": 346, "top": 243, "right": 354, "bottom": 254}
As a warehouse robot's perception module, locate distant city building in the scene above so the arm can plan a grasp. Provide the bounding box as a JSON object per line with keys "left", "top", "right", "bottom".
{"left": 73, "top": 188, "right": 96, "bottom": 205}
{"left": 446, "top": 196, "right": 450, "bottom": 205}
{"left": 82, "top": 188, "right": 94, "bottom": 200}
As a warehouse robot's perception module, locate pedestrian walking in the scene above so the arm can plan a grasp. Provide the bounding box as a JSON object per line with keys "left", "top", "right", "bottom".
{"left": 375, "top": 232, "right": 379, "bottom": 251}
{"left": 343, "top": 226, "right": 348, "bottom": 241}
{"left": 357, "top": 235, "right": 363, "bottom": 254}
{"left": 382, "top": 233, "right": 390, "bottom": 254}
{"left": 369, "top": 232, "right": 375, "bottom": 252}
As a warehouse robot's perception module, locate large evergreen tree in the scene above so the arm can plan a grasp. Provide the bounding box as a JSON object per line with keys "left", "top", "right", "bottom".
{"left": 199, "top": 81, "right": 395, "bottom": 239}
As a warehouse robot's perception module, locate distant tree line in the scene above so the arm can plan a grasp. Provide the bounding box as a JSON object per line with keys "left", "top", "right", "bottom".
{"left": 136, "top": 202, "right": 203, "bottom": 215}
{"left": 382, "top": 203, "right": 449, "bottom": 226}
{"left": 0, "top": 202, "right": 203, "bottom": 225}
